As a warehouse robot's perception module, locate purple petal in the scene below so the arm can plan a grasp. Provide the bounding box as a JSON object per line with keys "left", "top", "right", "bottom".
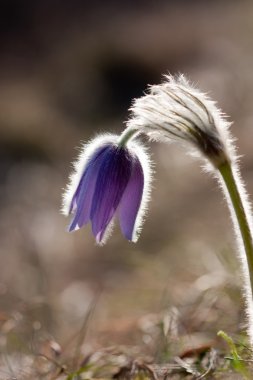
{"left": 68, "top": 172, "right": 86, "bottom": 214}
{"left": 68, "top": 146, "right": 109, "bottom": 231}
{"left": 119, "top": 158, "right": 144, "bottom": 241}
{"left": 90, "top": 146, "right": 132, "bottom": 242}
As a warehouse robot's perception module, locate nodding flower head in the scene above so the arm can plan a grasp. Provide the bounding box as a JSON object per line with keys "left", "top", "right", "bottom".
{"left": 128, "top": 75, "right": 233, "bottom": 168}
{"left": 62, "top": 134, "right": 151, "bottom": 244}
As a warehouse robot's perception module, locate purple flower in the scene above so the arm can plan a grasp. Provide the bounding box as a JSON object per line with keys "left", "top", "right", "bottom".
{"left": 63, "top": 135, "right": 151, "bottom": 244}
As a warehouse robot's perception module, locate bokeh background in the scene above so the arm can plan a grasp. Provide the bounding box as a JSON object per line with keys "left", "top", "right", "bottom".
{"left": 1, "top": 0, "right": 253, "bottom": 374}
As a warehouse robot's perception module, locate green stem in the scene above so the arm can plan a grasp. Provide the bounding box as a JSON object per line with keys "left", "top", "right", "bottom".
{"left": 118, "top": 127, "right": 139, "bottom": 147}
{"left": 219, "top": 162, "right": 253, "bottom": 298}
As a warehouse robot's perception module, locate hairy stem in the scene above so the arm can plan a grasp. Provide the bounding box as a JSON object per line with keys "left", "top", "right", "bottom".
{"left": 118, "top": 127, "right": 139, "bottom": 147}
{"left": 218, "top": 161, "right": 253, "bottom": 344}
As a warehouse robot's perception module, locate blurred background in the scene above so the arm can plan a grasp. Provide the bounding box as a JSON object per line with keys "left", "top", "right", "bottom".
{"left": 0, "top": 0, "right": 253, "bottom": 374}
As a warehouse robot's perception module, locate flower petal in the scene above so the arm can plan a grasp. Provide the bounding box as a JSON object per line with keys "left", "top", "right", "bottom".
{"left": 90, "top": 146, "right": 132, "bottom": 243}
{"left": 68, "top": 146, "right": 109, "bottom": 231}
{"left": 119, "top": 158, "right": 144, "bottom": 241}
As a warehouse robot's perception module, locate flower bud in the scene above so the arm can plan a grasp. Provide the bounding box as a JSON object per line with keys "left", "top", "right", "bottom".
{"left": 128, "top": 75, "right": 233, "bottom": 168}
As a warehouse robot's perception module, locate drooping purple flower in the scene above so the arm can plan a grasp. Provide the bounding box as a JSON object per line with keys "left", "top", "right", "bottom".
{"left": 62, "top": 134, "right": 151, "bottom": 244}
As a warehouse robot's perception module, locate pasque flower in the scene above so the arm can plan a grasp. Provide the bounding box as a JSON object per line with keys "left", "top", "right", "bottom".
{"left": 63, "top": 135, "right": 151, "bottom": 244}
{"left": 63, "top": 74, "right": 253, "bottom": 347}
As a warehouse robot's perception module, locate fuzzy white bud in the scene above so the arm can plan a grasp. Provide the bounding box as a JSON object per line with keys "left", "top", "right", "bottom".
{"left": 128, "top": 74, "right": 234, "bottom": 168}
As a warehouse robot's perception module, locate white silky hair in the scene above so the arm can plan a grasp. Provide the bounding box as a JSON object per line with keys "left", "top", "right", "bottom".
{"left": 128, "top": 74, "right": 235, "bottom": 168}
